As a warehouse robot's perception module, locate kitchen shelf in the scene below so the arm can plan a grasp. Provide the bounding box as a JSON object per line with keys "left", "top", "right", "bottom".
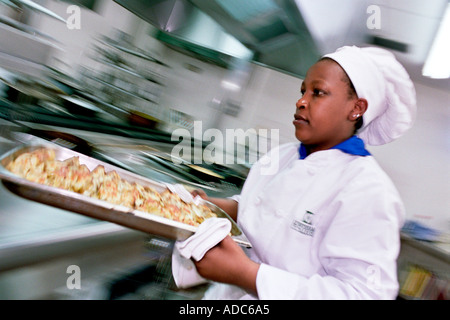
{"left": 78, "top": 35, "right": 169, "bottom": 120}
{"left": 95, "top": 57, "right": 164, "bottom": 86}
{"left": 83, "top": 71, "right": 159, "bottom": 105}
{"left": 98, "top": 36, "right": 168, "bottom": 67}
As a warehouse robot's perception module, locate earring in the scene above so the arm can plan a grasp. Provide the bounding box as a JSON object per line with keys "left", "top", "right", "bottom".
{"left": 353, "top": 114, "right": 360, "bottom": 118}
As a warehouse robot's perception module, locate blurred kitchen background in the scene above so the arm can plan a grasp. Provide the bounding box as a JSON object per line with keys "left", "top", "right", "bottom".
{"left": 0, "top": 0, "right": 448, "bottom": 300}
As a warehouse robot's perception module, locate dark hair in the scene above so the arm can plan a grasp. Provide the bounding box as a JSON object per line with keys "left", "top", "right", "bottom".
{"left": 319, "top": 57, "right": 363, "bottom": 133}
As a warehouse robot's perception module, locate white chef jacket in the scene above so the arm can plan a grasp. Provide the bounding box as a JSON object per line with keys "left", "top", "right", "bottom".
{"left": 203, "top": 141, "right": 405, "bottom": 300}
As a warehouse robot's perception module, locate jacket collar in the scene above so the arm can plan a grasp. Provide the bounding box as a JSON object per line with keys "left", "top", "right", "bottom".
{"left": 299, "top": 135, "right": 371, "bottom": 159}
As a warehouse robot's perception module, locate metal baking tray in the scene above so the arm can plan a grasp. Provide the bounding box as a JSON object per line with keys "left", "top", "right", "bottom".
{"left": 0, "top": 142, "right": 251, "bottom": 247}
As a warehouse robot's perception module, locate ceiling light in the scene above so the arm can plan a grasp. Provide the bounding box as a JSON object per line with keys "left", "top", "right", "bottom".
{"left": 422, "top": 3, "right": 450, "bottom": 79}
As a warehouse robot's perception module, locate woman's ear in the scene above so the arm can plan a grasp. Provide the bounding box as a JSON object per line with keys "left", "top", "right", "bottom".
{"left": 349, "top": 98, "right": 368, "bottom": 121}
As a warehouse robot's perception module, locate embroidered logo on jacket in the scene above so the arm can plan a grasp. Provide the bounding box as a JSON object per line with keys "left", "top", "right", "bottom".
{"left": 291, "top": 211, "right": 315, "bottom": 236}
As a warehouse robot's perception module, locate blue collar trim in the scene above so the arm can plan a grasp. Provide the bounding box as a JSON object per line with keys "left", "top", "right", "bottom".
{"left": 299, "top": 136, "right": 371, "bottom": 159}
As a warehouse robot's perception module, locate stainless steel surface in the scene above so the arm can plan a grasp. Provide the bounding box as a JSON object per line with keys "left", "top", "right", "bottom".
{"left": 189, "top": 0, "right": 321, "bottom": 76}
{"left": 0, "top": 141, "right": 251, "bottom": 247}
{"left": 0, "top": 231, "right": 153, "bottom": 299}
{"left": 113, "top": 0, "right": 319, "bottom": 76}
{"left": 0, "top": 209, "right": 146, "bottom": 272}
{"left": 113, "top": 0, "right": 254, "bottom": 64}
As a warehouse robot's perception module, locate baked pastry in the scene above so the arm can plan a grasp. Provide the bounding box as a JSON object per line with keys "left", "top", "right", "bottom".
{"left": 6, "top": 148, "right": 216, "bottom": 226}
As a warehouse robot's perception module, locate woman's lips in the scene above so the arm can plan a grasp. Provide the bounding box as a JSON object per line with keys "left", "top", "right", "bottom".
{"left": 293, "top": 114, "right": 309, "bottom": 126}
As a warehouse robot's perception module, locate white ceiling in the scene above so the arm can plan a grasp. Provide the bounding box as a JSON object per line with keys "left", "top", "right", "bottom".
{"left": 295, "top": 0, "right": 450, "bottom": 90}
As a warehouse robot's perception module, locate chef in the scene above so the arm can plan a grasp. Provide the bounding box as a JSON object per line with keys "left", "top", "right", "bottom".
{"left": 188, "top": 46, "right": 417, "bottom": 299}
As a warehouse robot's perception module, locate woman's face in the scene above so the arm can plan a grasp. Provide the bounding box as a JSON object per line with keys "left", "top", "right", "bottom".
{"left": 293, "top": 59, "right": 358, "bottom": 152}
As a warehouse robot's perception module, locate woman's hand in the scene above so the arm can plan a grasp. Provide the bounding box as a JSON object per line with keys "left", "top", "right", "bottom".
{"left": 191, "top": 189, "right": 209, "bottom": 201}
{"left": 193, "top": 236, "right": 260, "bottom": 294}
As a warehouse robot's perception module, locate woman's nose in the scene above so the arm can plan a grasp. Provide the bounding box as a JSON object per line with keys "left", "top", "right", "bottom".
{"left": 296, "top": 99, "right": 308, "bottom": 109}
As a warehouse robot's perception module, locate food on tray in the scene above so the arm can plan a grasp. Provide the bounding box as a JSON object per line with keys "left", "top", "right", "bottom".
{"left": 6, "top": 148, "right": 216, "bottom": 226}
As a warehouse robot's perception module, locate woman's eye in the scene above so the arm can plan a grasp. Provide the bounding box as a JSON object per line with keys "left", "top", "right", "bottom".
{"left": 300, "top": 88, "right": 326, "bottom": 97}
{"left": 313, "top": 89, "right": 325, "bottom": 96}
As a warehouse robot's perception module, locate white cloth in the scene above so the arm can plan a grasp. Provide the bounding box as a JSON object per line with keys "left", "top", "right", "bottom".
{"left": 172, "top": 217, "right": 232, "bottom": 289}
{"left": 204, "top": 143, "right": 405, "bottom": 300}
{"left": 323, "top": 45, "right": 417, "bottom": 146}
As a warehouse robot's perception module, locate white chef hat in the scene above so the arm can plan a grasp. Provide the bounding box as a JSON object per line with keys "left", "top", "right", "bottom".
{"left": 323, "top": 45, "right": 417, "bottom": 146}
